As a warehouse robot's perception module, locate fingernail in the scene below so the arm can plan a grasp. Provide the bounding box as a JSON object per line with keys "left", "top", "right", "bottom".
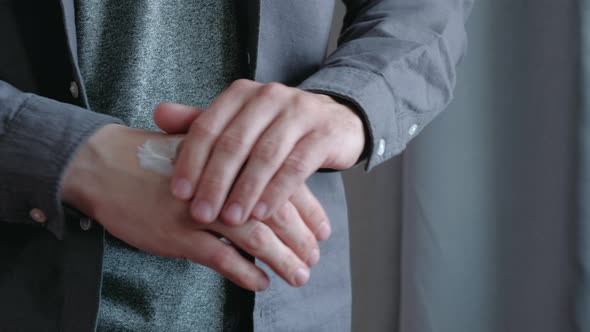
{"left": 294, "top": 268, "right": 310, "bottom": 287}
{"left": 172, "top": 178, "right": 193, "bottom": 199}
{"left": 307, "top": 249, "right": 320, "bottom": 267}
{"left": 223, "top": 203, "right": 243, "bottom": 225}
{"left": 252, "top": 202, "right": 268, "bottom": 220}
{"left": 317, "top": 222, "right": 332, "bottom": 240}
{"left": 192, "top": 200, "right": 213, "bottom": 222}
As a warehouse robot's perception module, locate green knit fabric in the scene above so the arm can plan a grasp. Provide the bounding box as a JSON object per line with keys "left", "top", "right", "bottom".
{"left": 74, "top": 1, "right": 252, "bottom": 331}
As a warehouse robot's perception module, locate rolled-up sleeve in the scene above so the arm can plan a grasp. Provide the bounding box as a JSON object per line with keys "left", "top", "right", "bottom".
{"left": 299, "top": 0, "right": 474, "bottom": 171}
{"left": 0, "top": 81, "right": 122, "bottom": 239}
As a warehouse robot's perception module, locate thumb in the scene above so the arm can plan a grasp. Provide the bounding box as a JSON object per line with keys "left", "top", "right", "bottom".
{"left": 153, "top": 102, "right": 204, "bottom": 134}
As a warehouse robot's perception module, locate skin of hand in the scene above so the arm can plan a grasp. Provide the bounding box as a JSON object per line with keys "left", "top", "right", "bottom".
{"left": 166, "top": 79, "right": 365, "bottom": 227}
{"left": 61, "top": 123, "right": 328, "bottom": 291}
{"left": 153, "top": 102, "right": 333, "bottom": 242}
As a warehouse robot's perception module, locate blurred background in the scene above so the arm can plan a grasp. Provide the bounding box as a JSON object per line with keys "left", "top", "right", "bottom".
{"left": 334, "top": 1, "right": 581, "bottom": 331}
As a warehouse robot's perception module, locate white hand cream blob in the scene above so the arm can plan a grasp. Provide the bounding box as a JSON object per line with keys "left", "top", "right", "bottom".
{"left": 137, "top": 138, "right": 183, "bottom": 177}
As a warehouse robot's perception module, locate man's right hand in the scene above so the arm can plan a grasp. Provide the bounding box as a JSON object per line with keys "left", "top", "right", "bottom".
{"left": 60, "top": 124, "right": 317, "bottom": 291}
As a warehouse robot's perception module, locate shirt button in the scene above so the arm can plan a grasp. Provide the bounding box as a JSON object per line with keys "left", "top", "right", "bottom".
{"left": 408, "top": 124, "right": 418, "bottom": 136}
{"left": 376, "top": 139, "right": 386, "bottom": 156}
{"left": 80, "top": 218, "right": 93, "bottom": 231}
{"left": 30, "top": 208, "right": 47, "bottom": 223}
{"left": 69, "top": 81, "right": 80, "bottom": 99}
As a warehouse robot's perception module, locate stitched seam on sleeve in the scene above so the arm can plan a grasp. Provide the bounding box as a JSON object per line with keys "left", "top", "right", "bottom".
{"left": 4, "top": 93, "right": 37, "bottom": 131}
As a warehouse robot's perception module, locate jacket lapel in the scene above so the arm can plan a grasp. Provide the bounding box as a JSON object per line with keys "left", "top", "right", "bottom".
{"left": 59, "top": 0, "right": 90, "bottom": 106}
{"left": 59, "top": 0, "right": 79, "bottom": 63}
{"left": 239, "top": 0, "right": 261, "bottom": 80}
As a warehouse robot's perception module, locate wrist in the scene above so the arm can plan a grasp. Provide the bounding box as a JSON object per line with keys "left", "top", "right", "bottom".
{"left": 327, "top": 95, "right": 367, "bottom": 167}
{"left": 61, "top": 124, "right": 126, "bottom": 218}
{"left": 312, "top": 93, "right": 368, "bottom": 167}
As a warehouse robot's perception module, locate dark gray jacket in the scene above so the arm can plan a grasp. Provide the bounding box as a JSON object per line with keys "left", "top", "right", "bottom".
{"left": 0, "top": 0, "right": 473, "bottom": 331}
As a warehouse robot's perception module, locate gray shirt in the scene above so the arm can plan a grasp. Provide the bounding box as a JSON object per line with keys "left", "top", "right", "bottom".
{"left": 75, "top": 1, "right": 251, "bottom": 330}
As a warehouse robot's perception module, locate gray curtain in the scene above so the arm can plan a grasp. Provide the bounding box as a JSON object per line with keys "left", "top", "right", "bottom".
{"left": 580, "top": 0, "right": 590, "bottom": 331}
{"left": 338, "top": 1, "right": 580, "bottom": 331}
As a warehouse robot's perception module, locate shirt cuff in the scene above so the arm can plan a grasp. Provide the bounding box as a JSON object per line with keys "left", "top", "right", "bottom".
{"left": 0, "top": 93, "right": 123, "bottom": 240}
{"left": 299, "top": 65, "right": 417, "bottom": 171}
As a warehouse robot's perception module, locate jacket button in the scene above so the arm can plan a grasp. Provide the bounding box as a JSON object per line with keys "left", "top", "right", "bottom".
{"left": 30, "top": 208, "right": 47, "bottom": 223}
{"left": 69, "top": 81, "right": 80, "bottom": 99}
{"left": 376, "top": 139, "right": 386, "bottom": 156}
{"left": 80, "top": 218, "right": 92, "bottom": 231}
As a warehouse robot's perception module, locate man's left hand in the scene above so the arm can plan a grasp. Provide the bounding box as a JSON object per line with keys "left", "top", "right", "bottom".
{"left": 160, "top": 79, "right": 365, "bottom": 225}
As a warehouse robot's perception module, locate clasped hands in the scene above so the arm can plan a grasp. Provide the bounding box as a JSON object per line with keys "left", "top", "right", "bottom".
{"left": 63, "top": 79, "right": 365, "bottom": 291}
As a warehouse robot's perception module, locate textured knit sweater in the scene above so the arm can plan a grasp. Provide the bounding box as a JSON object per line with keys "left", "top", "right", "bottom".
{"left": 74, "top": 1, "right": 251, "bottom": 331}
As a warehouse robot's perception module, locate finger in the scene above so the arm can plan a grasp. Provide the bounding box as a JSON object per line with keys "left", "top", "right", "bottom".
{"left": 288, "top": 185, "right": 331, "bottom": 241}
{"left": 170, "top": 79, "right": 260, "bottom": 205}
{"left": 254, "top": 132, "right": 328, "bottom": 221}
{"left": 181, "top": 230, "right": 270, "bottom": 291}
{"left": 221, "top": 109, "right": 310, "bottom": 225}
{"left": 210, "top": 220, "right": 311, "bottom": 287}
{"left": 264, "top": 201, "right": 320, "bottom": 267}
{"left": 193, "top": 84, "right": 292, "bottom": 226}
{"left": 153, "top": 103, "right": 204, "bottom": 134}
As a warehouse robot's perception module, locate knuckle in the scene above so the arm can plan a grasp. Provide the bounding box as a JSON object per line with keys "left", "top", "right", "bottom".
{"left": 245, "top": 223, "right": 272, "bottom": 252}
{"left": 233, "top": 178, "right": 259, "bottom": 199}
{"left": 252, "top": 139, "right": 281, "bottom": 166}
{"left": 292, "top": 93, "right": 313, "bottom": 111}
{"left": 275, "top": 203, "right": 292, "bottom": 223}
{"left": 230, "top": 79, "right": 252, "bottom": 90}
{"left": 258, "top": 82, "right": 286, "bottom": 99}
{"left": 217, "top": 131, "right": 247, "bottom": 155}
{"left": 283, "top": 153, "right": 310, "bottom": 178}
{"left": 190, "top": 121, "right": 218, "bottom": 140}
{"left": 321, "top": 123, "right": 338, "bottom": 138}
{"left": 296, "top": 233, "right": 317, "bottom": 257}
{"left": 267, "top": 212, "right": 288, "bottom": 230}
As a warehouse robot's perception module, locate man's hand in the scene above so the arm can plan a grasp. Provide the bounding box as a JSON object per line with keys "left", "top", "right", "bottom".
{"left": 164, "top": 80, "right": 365, "bottom": 226}
{"left": 61, "top": 124, "right": 322, "bottom": 290}
{"left": 154, "top": 102, "right": 333, "bottom": 242}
